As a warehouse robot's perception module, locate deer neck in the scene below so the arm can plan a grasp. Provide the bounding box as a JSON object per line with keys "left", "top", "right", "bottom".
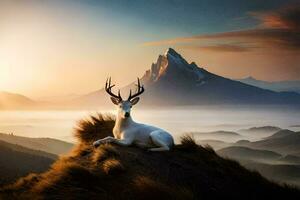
{"left": 115, "top": 115, "right": 134, "bottom": 131}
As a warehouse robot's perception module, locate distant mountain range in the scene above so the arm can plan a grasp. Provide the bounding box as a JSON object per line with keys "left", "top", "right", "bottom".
{"left": 1, "top": 48, "right": 300, "bottom": 109}
{"left": 242, "top": 130, "right": 300, "bottom": 156}
{"left": 192, "top": 131, "right": 242, "bottom": 143}
{"left": 217, "top": 146, "right": 282, "bottom": 162}
{"left": 238, "top": 126, "right": 281, "bottom": 135}
{"left": 0, "top": 91, "right": 36, "bottom": 109}
{"left": 214, "top": 128, "right": 300, "bottom": 187}
{"left": 237, "top": 77, "right": 300, "bottom": 94}
{"left": 203, "top": 129, "right": 300, "bottom": 157}
{"left": 239, "top": 160, "right": 300, "bottom": 187}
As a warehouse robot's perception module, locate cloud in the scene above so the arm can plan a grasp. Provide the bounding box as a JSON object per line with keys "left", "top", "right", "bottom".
{"left": 144, "top": 3, "right": 300, "bottom": 52}
{"left": 252, "top": 4, "right": 300, "bottom": 30}
{"left": 179, "top": 44, "right": 255, "bottom": 52}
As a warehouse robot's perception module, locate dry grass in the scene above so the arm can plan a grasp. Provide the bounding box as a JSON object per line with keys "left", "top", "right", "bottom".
{"left": 132, "top": 176, "right": 193, "bottom": 200}
{"left": 74, "top": 112, "right": 115, "bottom": 144}
{"left": 4, "top": 173, "right": 40, "bottom": 192}
{"left": 92, "top": 144, "right": 120, "bottom": 164}
{"left": 70, "top": 143, "right": 94, "bottom": 157}
{"left": 102, "top": 158, "right": 125, "bottom": 175}
{"left": 179, "top": 134, "right": 198, "bottom": 150}
{"left": 32, "top": 162, "right": 90, "bottom": 192}
{"left": 178, "top": 134, "right": 215, "bottom": 154}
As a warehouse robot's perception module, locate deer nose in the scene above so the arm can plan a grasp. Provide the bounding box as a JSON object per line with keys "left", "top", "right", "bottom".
{"left": 125, "top": 112, "right": 130, "bottom": 117}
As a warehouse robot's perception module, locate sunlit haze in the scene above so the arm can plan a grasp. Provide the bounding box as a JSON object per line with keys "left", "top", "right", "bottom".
{"left": 0, "top": 0, "right": 299, "bottom": 99}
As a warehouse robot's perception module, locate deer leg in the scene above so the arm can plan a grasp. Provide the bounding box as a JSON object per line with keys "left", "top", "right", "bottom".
{"left": 93, "top": 136, "right": 114, "bottom": 147}
{"left": 148, "top": 134, "right": 170, "bottom": 151}
{"left": 93, "top": 137, "right": 132, "bottom": 147}
{"left": 148, "top": 146, "right": 170, "bottom": 151}
{"left": 110, "top": 138, "right": 133, "bottom": 146}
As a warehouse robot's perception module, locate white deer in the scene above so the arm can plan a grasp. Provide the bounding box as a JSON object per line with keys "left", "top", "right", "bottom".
{"left": 93, "top": 78, "right": 174, "bottom": 151}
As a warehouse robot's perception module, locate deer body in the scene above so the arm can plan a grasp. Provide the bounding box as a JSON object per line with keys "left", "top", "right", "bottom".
{"left": 93, "top": 78, "right": 174, "bottom": 151}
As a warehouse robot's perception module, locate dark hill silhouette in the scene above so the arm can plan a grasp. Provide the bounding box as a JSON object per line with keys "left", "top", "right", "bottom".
{"left": 0, "top": 140, "right": 56, "bottom": 186}
{"left": 0, "top": 133, "right": 73, "bottom": 155}
{"left": 1, "top": 113, "right": 299, "bottom": 199}
{"left": 0, "top": 139, "right": 56, "bottom": 160}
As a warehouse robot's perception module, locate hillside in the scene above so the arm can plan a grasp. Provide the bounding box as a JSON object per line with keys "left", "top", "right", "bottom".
{"left": 243, "top": 131, "right": 300, "bottom": 155}
{"left": 240, "top": 160, "right": 300, "bottom": 187}
{"left": 217, "top": 147, "right": 300, "bottom": 186}
{"left": 0, "top": 140, "right": 56, "bottom": 186}
{"left": 265, "top": 129, "right": 296, "bottom": 139}
{"left": 0, "top": 140, "right": 57, "bottom": 160}
{"left": 0, "top": 133, "right": 73, "bottom": 155}
{"left": 279, "top": 155, "right": 300, "bottom": 165}
{"left": 1, "top": 113, "right": 299, "bottom": 199}
{"left": 217, "top": 146, "right": 281, "bottom": 162}
{"left": 218, "top": 146, "right": 300, "bottom": 164}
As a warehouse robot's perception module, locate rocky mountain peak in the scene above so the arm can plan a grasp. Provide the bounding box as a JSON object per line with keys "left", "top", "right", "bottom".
{"left": 144, "top": 48, "right": 205, "bottom": 83}
{"left": 164, "top": 47, "right": 182, "bottom": 58}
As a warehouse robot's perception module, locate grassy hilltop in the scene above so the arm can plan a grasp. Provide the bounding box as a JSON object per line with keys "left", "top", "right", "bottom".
{"left": 1, "top": 113, "right": 299, "bottom": 199}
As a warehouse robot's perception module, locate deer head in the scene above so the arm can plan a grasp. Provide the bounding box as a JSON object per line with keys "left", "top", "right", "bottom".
{"left": 105, "top": 77, "right": 144, "bottom": 119}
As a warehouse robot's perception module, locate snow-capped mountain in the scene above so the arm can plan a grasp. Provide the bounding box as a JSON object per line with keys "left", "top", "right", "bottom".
{"left": 135, "top": 48, "right": 300, "bottom": 105}
{"left": 73, "top": 48, "right": 300, "bottom": 107}
{"left": 142, "top": 48, "right": 206, "bottom": 85}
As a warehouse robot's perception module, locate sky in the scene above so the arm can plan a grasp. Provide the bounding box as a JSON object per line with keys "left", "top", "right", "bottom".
{"left": 0, "top": 0, "right": 299, "bottom": 99}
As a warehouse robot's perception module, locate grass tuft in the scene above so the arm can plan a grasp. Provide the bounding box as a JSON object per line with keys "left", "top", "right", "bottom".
{"left": 92, "top": 144, "right": 120, "bottom": 164}
{"left": 102, "top": 158, "right": 125, "bottom": 175}
{"left": 74, "top": 113, "right": 115, "bottom": 144}
{"left": 179, "top": 134, "right": 199, "bottom": 150}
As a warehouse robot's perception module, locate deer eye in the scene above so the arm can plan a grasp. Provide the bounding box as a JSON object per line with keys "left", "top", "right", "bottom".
{"left": 130, "top": 106, "right": 132, "bottom": 108}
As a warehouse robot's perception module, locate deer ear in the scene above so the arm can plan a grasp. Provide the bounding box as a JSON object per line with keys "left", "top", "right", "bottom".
{"left": 130, "top": 97, "right": 140, "bottom": 105}
{"left": 110, "top": 97, "right": 120, "bottom": 105}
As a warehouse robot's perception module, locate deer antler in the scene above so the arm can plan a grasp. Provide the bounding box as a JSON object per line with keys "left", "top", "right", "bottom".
{"left": 128, "top": 78, "right": 145, "bottom": 100}
{"left": 105, "top": 77, "right": 123, "bottom": 101}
